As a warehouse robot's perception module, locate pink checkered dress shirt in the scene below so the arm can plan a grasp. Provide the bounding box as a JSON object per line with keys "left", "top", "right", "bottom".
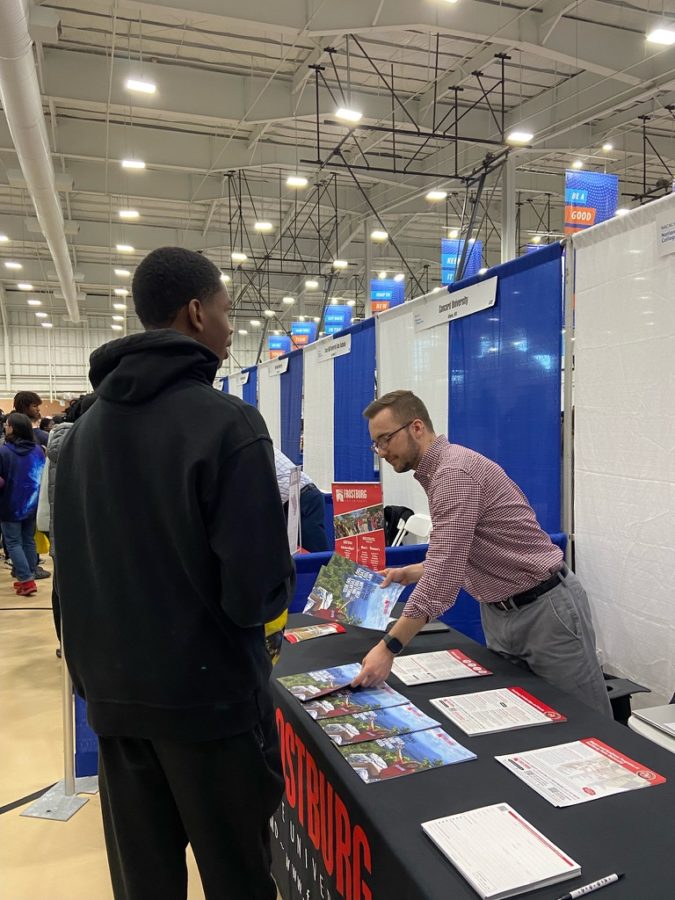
{"left": 403, "top": 436, "right": 563, "bottom": 620}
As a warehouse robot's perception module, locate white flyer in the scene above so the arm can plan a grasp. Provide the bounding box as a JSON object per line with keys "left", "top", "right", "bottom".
{"left": 496, "top": 738, "right": 666, "bottom": 807}
{"left": 429, "top": 687, "right": 566, "bottom": 736}
{"left": 392, "top": 649, "right": 492, "bottom": 686}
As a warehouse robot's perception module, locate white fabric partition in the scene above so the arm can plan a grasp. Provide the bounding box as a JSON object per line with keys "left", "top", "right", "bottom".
{"left": 573, "top": 193, "right": 675, "bottom": 698}
{"left": 257, "top": 360, "right": 282, "bottom": 447}
{"left": 226, "top": 372, "right": 244, "bottom": 400}
{"left": 302, "top": 337, "right": 335, "bottom": 492}
{"left": 376, "top": 300, "right": 450, "bottom": 515}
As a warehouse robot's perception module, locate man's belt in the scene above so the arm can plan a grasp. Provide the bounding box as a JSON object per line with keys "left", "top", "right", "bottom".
{"left": 490, "top": 565, "right": 568, "bottom": 612}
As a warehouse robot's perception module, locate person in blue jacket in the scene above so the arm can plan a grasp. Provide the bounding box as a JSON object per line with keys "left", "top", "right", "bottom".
{"left": 0, "top": 412, "right": 45, "bottom": 596}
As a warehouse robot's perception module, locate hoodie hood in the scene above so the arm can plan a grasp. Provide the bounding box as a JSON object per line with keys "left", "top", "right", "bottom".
{"left": 6, "top": 438, "right": 38, "bottom": 457}
{"left": 90, "top": 330, "right": 220, "bottom": 405}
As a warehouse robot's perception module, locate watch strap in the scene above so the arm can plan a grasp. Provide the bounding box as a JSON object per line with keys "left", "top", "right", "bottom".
{"left": 383, "top": 634, "right": 404, "bottom": 655}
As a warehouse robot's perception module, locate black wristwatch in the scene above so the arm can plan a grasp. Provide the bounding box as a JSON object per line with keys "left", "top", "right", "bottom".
{"left": 383, "top": 634, "right": 404, "bottom": 655}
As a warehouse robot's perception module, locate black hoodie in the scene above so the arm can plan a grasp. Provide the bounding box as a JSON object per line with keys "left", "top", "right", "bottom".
{"left": 54, "top": 330, "right": 295, "bottom": 740}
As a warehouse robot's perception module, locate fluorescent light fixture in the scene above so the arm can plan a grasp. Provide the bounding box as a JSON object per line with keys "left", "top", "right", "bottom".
{"left": 298, "top": 315, "right": 306, "bottom": 321}
{"left": 121, "top": 159, "right": 145, "bottom": 170}
{"left": 646, "top": 27, "right": 675, "bottom": 45}
{"left": 286, "top": 175, "right": 308, "bottom": 188}
{"left": 393, "top": 273, "right": 405, "bottom": 282}
{"left": 305, "top": 280, "right": 319, "bottom": 289}
{"left": 370, "top": 229, "right": 388, "bottom": 241}
{"left": 114, "top": 268, "right": 130, "bottom": 277}
{"left": 330, "top": 299, "right": 338, "bottom": 305}
{"left": 602, "top": 142, "right": 613, "bottom": 152}
{"left": 507, "top": 130, "right": 533, "bottom": 144}
{"left": 531, "top": 234, "right": 542, "bottom": 244}
{"left": 468, "top": 237, "right": 476, "bottom": 243}
{"left": 27, "top": 298, "right": 42, "bottom": 306}
{"left": 448, "top": 229, "right": 459, "bottom": 239}
{"left": 35, "top": 312, "right": 48, "bottom": 318}
{"left": 125, "top": 78, "right": 156, "bottom": 94}
{"left": 220, "top": 273, "right": 231, "bottom": 283}
{"left": 273, "top": 330, "right": 280, "bottom": 335}
{"left": 478, "top": 267, "right": 488, "bottom": 275}
{"left": 113, "top": 302, "right": 127, "bottom": 310}
{"left": 238, "top": 329, "right": 248, "bottom": 335}
{"left": 254, "top": 221, "right": 274, "bottom": 232}
{"left": 18, "top": 283, "right": 33, "bottom": 290}
{"left": 41, "top": 322, "right": 54, "bottom": 328}
{"left": 378, "top": 271, "right": 387, "bottom": 279}
{"left": 118, "top": 209, "right": 139, "bottom": 220}
{"left": 231, "top": 251, "right": 247, "bottom": 263}
{"left": 335, "top": 107, "right": 362, "bottom": 123}
{"left": 332, "top": 259, "right": 349, "bottom": 269}
{"left": 116, "top": 244, "right": 134, "bottom": 253}
{"left": 313, "top": 317, "right": 320, "bottom": 322}
{"left": 571, "top": 160, "right": 583, "bottom": 169}
{"left": 4, "top": 261, "right": 22, "bottom": 270}
{"left": 111, "top": 324, "right": 123, "bottom": 331}
{"left": 112, "top": 315, "right": 125, "bottom": 322}
{"left": 282, "top": 296, "right": 295, "bottom": 305}
{"left": 425, "top": 189, "right": 447, "bottom": 201}
{"left": 263, "top": 309, "right": 275, "bottom": 318}
{"left": 249, "top": 319, "right": 261, "bottom": 327}
{"left": 616, "top": 207, "right": 630, "bottom": 216}
{"left": 0, "top": 234, "right": 8, "bottom": 242}
{"left": 347, "top": 299, "right": 356, "bottom": 307}
{"left": 114, "top": 288, "right": 129, "bottom": 296}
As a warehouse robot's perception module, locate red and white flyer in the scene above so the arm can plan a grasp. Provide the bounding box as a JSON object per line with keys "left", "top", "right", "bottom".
{"left": 496, "top": 738, "right": 666, "bottom": 807}
{"left": 429, "top": 687, "right": 566, "bottom": 736}
{"left": 391, "top": 649, "right": 492, "bottom": 686}
{"left": 332, "top": 482, "right": 386, "bottom": 571}
{"left": 283, "top": 623, "right": 346, "bottom": 644}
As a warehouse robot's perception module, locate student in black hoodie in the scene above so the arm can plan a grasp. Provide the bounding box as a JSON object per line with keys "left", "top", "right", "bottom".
{"left": 54, "top": 247, "right": 295, "bottom": 900}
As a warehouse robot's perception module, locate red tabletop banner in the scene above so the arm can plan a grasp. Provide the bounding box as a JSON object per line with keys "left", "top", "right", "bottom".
{"left": 331, "top": 482, "right": 386, "bottom": 571}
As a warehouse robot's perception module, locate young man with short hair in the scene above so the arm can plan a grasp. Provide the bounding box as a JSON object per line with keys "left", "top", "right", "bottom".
{"left": 55, "top": 246, "right": 295, "bottom": 899}
{"left": 354, "top": 389, "right": 611, "bottom": 718}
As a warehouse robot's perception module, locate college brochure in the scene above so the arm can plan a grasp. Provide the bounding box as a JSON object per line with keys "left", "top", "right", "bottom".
{"left": 422, "top": 803, "right": 580, "bottom": 899}
{"left": 303, "top": 552, "right": 405, "bottom": 631}
{"left": 339, "top": 727, "right": 476, "bottom": 784}
{"left": 283, "top": 623, "right": 346, "bottom": 644}
{"left": 277, "top": 664, "right": 362, "bottom": 702}
{"left": 303, "top": 684, "right": 409, "bottom": 720}
{"left": 319, "top": 704, "right": 439, "bottom": 745}
{"left": 496, "top": 738, "right": 666, "bottom": 807}
{"left": 392, "top": 649, "right": 492, "bottom": 686}
{"left": 429, "top": 688, "right": 566, "bottom": 736}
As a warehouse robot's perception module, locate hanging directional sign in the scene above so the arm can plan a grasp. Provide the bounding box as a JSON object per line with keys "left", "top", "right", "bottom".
{"left": 290, "top": 321, "right": 318, "bottom": 347}
{"left": 564, "top": 170, "right": 618, "bottom": 234}
{"left": 268, "top": 335, "right": 291, "bottom": 359}
{"left": 370, "top": 278, "right": 405, "bottom": 313}
{"left": 441, "top": 239, "right": 483, "bottom": 284}
{"left": 324, "top": 305, "right": 353, "bottom": 335}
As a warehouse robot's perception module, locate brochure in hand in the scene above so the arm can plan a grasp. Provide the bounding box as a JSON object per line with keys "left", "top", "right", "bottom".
{"left": 302, "top": 552, "right": 405, "bottom": 631}
{"left": 277, "top": 663, "right": 362, "bottom": 702}
{"left": 319, "top": 704, "right": 440, "bottom": 745}
{"left": 339, "top": 727, "right": 476, "bottom": 784}
{"left": 430, "top": 687, "right": 566, "bottom": 736}
{"left": 304, "top": 684, "right": 410, "bottom": 720}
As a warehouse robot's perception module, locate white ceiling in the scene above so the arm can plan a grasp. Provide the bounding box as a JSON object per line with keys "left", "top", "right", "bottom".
{"left": 1, "top": 0, "right": 675, "bottom": 349}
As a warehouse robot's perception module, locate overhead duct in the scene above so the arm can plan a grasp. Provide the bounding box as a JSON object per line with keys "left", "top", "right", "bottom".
{"left": 0, "top": 0, "right": 80, "bottom": 322}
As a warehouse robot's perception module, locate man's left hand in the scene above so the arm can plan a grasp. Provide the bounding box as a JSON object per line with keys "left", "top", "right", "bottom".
{"left": 351, "top": 641, "right": 394, "bottom": 688}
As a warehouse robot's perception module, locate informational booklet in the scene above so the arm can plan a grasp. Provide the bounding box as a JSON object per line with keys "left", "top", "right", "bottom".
{"left": 319, "top": 704, "right": 439, "bottom": 745}
{"left": 304, "top": 684, "right": 410, "bottom": 720}
{"left": 303, "top": 552, "right": 405, "bottom": 631}
{"left": 283, "top": 623, "right": 346, "bottom": 644}
{"left": 277, "top": 663, "right": 362, "bottom": 702}
{"left": 422, "top": 803, "right": 581, "bottom": 899}
{"left": 496, "top": 738, "right": 667, "bottom": 807}
{"left": 430, "top": 688, "right": 566, "bottom": 736}
{"left": 392, "top": 650, "right": 492, "bottom": 686}
{"left": 339, "top": 727, "right": 476, "bottom": 784}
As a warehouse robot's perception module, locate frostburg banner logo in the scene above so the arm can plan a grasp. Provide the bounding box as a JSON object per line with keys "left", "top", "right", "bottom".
{"left": 273, "top": 707, "right": 373, "bottom": 900}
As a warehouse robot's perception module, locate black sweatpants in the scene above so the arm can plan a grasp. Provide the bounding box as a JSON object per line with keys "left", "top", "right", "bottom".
{"left": 98, "top": 710, "right": 283, "bottom": 900}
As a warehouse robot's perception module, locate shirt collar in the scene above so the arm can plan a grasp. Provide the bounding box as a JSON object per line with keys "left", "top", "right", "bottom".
{"left": 414, "top": 435, "right": 449, "bottom": 490}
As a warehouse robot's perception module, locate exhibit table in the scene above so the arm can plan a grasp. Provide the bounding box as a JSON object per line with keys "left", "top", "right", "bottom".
{"left": 270, "top": 614, "right": 675, "bottom": 900}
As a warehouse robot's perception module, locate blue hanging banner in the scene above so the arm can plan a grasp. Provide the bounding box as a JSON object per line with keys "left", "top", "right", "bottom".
{"left": 564, "top": 170, "right": 618, "bottom": 234}
{"left": 324, "top": 305, "right": 353, "bottom": 335}
{"left": 290, "top": 321, "right": 318, "bottom": 347}
{"left": 441, "top": 239, "right": 483, "bottom": 284}
{"left": 268, "top": 335, "right": 291, "bottom": 359}
{"left": 369, "top": 278, "right": 405, "bottom": 312}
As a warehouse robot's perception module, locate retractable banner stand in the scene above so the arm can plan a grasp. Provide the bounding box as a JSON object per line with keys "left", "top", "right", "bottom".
{"left": 573, "top": 195, "right": 675, "bottom": 698}
{"left": 332, "top": 482, "right": 386, "bottom": 570}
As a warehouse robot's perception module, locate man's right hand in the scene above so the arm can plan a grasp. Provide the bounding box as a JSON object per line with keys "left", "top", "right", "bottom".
{"left": 378, "top": 563, "right": 424, "bottom": 588}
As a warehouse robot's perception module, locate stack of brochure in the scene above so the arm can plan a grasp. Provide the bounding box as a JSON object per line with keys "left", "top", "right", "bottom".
{"left": 392, "top": 649, "right": 492, "bottom": 686}
{"left": 303, "top": 683, "right": 409, "bottom": 719}
{"left": 277, "top": 664, "right": 362, "bottom": 702}
{"left": 422, "top": 803, "right": 581, "bottom": 899}
{"left": 318, "top": 704, "right": 439, "bottom": 746}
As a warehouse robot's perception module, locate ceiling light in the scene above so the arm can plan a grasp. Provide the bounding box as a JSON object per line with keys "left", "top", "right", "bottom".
{"left": 254, "top": 221, "right": 274, "bottom": 232}
{"left": 0, "top": 234, "right": 9, "bottom": 243}
{"left": 114, "top": 288, "right": 129, "bottom": 296}
{"left": 273, "top": 329, "right": 280, "bottom": 335}
{"left": 4, "top": 261, "right": 22, "bottom": 270}
{"left": 113, "top": 302, "right": 127, "bottom": 310}
{"left": 220, "top": 273, "right": 231, "bottom": 283}
{"left": 394, "top": 273, "right": 405, "bottom": 282}
{"left": 27, "top": 298, "right": 42, "bottom": 306}
{"left": 330, "top": 299, "right": 338, "bottom": 305}
{"left": 378, "top": 271, "right": 387, "bottom": 279}
{"left": 478, "top": 267, "right": 488, "bottom": 275}
{"left": 313, "top": 317, "right": 320, "bottom": 322}
{"left": 507, "top": 130, "right": 534, "bottom": 144}
{"left": 231, "top": 251, "right": 247, "bottom": 263}
{"left": 118, "top": 209, "right": 139, "bottom": 220}
{"left": 616, "top": 207, "right": 630, "bottom": 216}
{"left": 238, "top": 329, "right": 248, "bottom": 335}
{"left": 116, "top": 244, "right": 134, "bottom": 253}
{"left": 444, "top": 0, "right": 459, "bottom": 4}
{"left": 112, "top": 315, "right": 125, "bottom": 322}
{"left": 250, "top": 319, "right": 261, "bottom": 327}
{"left": 468, "top": 237, "right": 476, "bottom": 243}
{"left": 125, "top": 78, "right": 157, "bottom": 94}
{"left": 426, "top": 189, "right": 447, "bottom": 201}
{"left": 111, "top": 324, "right": 123, "bottom": 331}
{"left": 264, "top": 309, "right": 275, "bottom": 318}
{"left": 286, "top": 175, "right": 308, "bottom": 188}
{"left": 298, "top": 315, "right": 306, "bottom": 321}
{"left": 35, "top": 312, "right": 48, "bottom": 318}
{"left": 121, "top": 159, "right": 145, "bottom": 170}
{"left": 571, "top": 160, "right": 583, "bottom": 169}
{"left": 335, "top": 107, "right": 363, "bottom": 123}
{"left": 646, "top": 27, "right": 675, "bottom": 45}
{"left": 370, "top": 229, "right": 388, "bottom": 241}
{"left": 332, "top": 259, "right": 348, "bottom": 269}
{"left": 41, "top": 322, "right": 54, "bottom": 328}
{"left": 18, "top": 283, "right": 33, "bottom": 290}
{"left": 347, "top": 299, "right": 356, "bottom": 307}
{"left": 448, "top": 229, "right": 459, "bottom": 239}
{"left": 531, "top": 234, "right": 542, "bottom": 244}
{"left": 282, "top": 296, "right": 295, "bottom": 305}
{"left": 114, "top": 268, "right": 130, "bottom": 277}
{"left": 602, "top": 142, "right": 613, "bottom": 152}
{"left": 305, "top": 280, "right": 319, "bottom": 289}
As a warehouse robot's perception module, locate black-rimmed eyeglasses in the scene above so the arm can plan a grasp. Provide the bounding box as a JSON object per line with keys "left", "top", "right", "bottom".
{"left": 370, "top": 421, "right": 413, "bottom": 453}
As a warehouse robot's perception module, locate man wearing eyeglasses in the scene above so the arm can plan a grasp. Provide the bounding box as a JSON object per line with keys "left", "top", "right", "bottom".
{"left": 352, "top": 389, "right": 611, "bottom": 717}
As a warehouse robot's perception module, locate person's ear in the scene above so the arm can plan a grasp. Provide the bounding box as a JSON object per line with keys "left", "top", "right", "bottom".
{"left": 186, "top": 298, "right": 204, "bottom": 333}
